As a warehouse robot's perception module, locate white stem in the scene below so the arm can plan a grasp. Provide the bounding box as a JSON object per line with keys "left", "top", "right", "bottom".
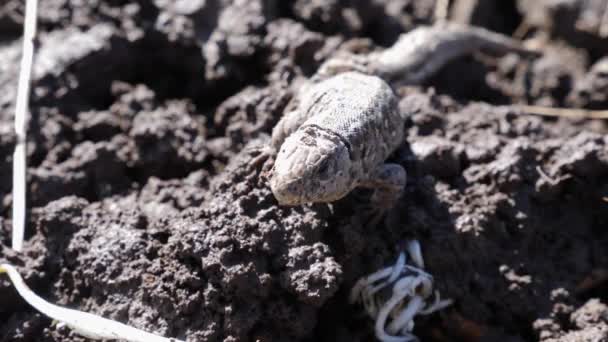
{"left": 12, "top": 0, "right": 38, "bottom": 251}
{"left": 400, "top": 320, "right": 414, "bottom": 335}
{"left": 403, "top": 265, "right": 432, "bottom": 279}
{"left": 387, "top": 252, "right": 406, "bottom": 283}
{"left": 375, "top": 287, "right": 415, "bottom": 342}
{"left": 387, "top": 295, "right": 425, "bottom": 335}
{"left": 366, "top": 266, "right": 394, "bottom": 284}
{"left": 0, "top": 264, "right": 184, "bottom": 342}
{"left": 411, "top": 275, "right": 433, "bottom": 298}
{"left": 392, "top": 276, "right": 416, "bottom": 295}
{"left": 12, "top": 142, "right": 26, "bottom": 251}
{"left": 349, "top": 266, "right": 392, "bottom": 304}
{"left": 419, "top": 291, "right": 453, "bottom": 315}
{"left": 406, "top": 241, "right": 424, "bottom": 269}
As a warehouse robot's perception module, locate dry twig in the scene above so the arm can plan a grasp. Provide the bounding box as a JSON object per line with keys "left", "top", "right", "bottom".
{"left": 434, "top": 0, "right": 449, "bottom": 23}
{"left": 599, "top": 0, "right": 608, "bottom": 37}
{"left": 519, "top": 105, "right": 608, "bottom": 120}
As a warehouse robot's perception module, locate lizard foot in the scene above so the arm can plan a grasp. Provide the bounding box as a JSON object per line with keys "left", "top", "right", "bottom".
{"left": 358, "top": 163, "right": 407, "bottom": 227}
{"left": 359, "top": 204, "right": 389, "bottom": 228}
{"left": 245, "top": 144, "right": 274, "bottom": 177}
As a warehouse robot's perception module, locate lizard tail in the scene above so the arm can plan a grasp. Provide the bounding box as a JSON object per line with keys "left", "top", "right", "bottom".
{"left": 460, "top": 23, "right": 542, "bottom": 58}
{"left": 373, "top": 23, "right": 541, "bottom": 85}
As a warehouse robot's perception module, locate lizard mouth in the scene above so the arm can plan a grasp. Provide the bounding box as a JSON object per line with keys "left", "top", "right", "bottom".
{"left": 270, "top": 175, "right": 349, "bottom": 206}
{"left": 269, "top": 177, "right": 306, "bottom": 206}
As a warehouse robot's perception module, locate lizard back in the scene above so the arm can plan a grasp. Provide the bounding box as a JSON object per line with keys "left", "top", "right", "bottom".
{"left": 298, "top": 72, "right": 403, "bottom": 178}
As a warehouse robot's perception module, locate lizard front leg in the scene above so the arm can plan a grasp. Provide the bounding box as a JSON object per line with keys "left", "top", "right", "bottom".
{"left": 360, "top": 163, "right": 407, "bottom": 210}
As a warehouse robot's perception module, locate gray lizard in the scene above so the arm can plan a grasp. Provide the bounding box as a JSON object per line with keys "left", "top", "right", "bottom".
{"left": 268, "top": 23, "right": 539, "bottom": 207}
{"left": 270, "top": 72, "right": 406, "bottom": 207}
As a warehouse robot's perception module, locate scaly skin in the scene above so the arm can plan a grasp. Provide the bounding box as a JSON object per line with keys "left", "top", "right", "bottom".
{"left": 269, "top": 23, "right": 539, "bottom": 207}
{"left": 269, "top": 72, "right": 406, "bottom": 206}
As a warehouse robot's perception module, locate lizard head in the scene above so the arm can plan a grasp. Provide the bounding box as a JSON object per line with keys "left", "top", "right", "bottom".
{"left": 270, "top": 126, "right": 353, "bottom": 205}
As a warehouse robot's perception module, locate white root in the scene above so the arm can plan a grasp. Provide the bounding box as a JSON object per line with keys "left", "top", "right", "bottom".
{"left": 350, "top": 240, "right": 452, "bottom": 342}
{"left": 406, "top": 241, "right": 424, "bottom": 269}
{"left": 419, "top": 291, "right": 454, "bottom": 315}
{"left": 374, "top": 287, "right": 416, "bottom": 342}
{"left": 387, "top": 295, "right": 425, "bottom": 335}
{"left": 388, "top": 252, "right": 406, "bottom": 283}
{"left": 350, "top": 266, "right": 393, "bottom": 304}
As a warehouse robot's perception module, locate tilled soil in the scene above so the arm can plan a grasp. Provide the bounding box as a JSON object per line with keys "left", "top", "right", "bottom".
{"left": 1, "top": 0, "right": 608, "bottom": 341}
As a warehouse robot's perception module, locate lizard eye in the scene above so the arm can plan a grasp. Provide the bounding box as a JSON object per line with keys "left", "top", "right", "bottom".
{"left": 317, "top": 160, "right": 331, "bottom": 180}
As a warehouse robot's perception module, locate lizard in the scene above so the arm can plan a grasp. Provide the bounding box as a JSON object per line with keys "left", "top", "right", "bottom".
{"left": 269, "top": 71, "right": 406, "bottom": 208}
{"left": 268, "top": 22, "right": 540, "bottom": 207}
